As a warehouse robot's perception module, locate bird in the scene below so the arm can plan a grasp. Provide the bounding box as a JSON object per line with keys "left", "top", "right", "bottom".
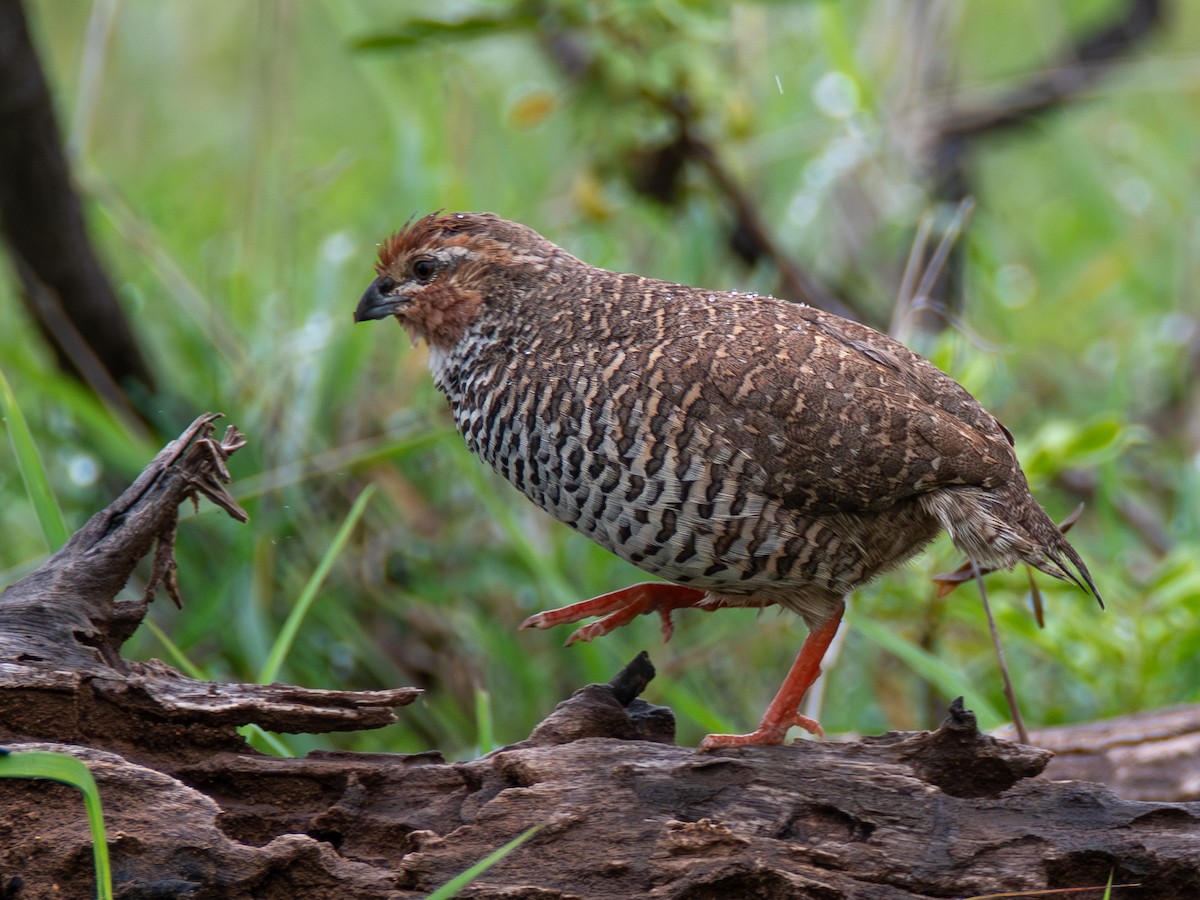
{"left": 354, "top": 211, "right": 1101, "bottom": 750}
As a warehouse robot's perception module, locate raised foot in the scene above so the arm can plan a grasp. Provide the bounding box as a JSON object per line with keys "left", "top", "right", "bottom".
{"left": 519, "top": 582, "right": 708, "bottom": 646}
{"left": 699, "top": 713, "right": 825, "bottom": 751}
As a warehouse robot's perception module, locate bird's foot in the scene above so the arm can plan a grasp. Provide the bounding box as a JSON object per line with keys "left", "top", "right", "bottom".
{"left": 698, "top": 713, "right": 825, "bottom": 751}
{"left": 698, "top": 604, "right": 843, "bottom": 751}
{"left": 519, "top": 582, "right": 708, "bottom": 646}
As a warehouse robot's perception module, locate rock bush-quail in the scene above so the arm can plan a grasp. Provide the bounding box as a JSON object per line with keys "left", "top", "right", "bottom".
{"left": 355, "top": 212, "right": 1100, "bottom": 749}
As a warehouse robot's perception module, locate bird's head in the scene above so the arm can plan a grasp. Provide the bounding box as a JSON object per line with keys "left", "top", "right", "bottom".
{"left": 355, "top": 212, "right": 556, "bottom": 349}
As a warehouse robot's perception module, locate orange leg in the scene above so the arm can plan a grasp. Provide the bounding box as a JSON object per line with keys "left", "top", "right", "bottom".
{"left": 520, "top": 582, "right": 719, "bottom": 646}
{"left": 699, "top": 600, "right": 845, "bottom": 751}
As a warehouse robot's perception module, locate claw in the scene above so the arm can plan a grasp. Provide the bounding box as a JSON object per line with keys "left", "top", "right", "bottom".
{"left": 656, "top": 608, "right": 676, "bottom": 643}
{"left": 699, "top": 713, "right": 824, "bottom": 751}
{"left": 519, "top": 611, "right": 557, "bottom": 631}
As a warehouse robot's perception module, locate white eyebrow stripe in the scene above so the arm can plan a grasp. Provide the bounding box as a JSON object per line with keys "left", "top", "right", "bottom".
{"left": 431, "top": 246, "right": 475, "bottom": 262}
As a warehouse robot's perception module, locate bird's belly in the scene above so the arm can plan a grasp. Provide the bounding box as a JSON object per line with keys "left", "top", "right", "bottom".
{"left": 448, "top": 383, "right": 934, "bottom": 598}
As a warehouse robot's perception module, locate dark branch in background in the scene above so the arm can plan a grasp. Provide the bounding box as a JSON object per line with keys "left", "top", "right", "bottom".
{"left": 622, "top": 93, "right": 866, "bottom": 320}
{"left": 907, "top": 0, "right": 1164, "bottom": 336}
{"left": 541, "top": 33, "right": 871, "bottom": 323}
{"left": 1058, "top": 468, "right": 1173, "bottom": 557}
{"left": 681, "top": 125, "right": 863, "bottom": 323}
{"left": 0, "top": 0, "right": 154, "bottom": 420}
{"left": 936, "top": 0, "right": 1164, "bottom": 141}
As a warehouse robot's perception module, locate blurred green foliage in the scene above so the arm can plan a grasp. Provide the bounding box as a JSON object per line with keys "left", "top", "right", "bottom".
{"left": 3, "top": 1, "right": 1199, "bottom": 757}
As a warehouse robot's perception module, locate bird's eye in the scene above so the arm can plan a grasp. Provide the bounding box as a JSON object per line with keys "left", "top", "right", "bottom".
{"left": 412, "top": 258, "right": 437, "bottom": 283}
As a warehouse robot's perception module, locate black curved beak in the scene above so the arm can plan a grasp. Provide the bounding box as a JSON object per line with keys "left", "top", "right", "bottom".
{"left": 354, "top": 278, "right": 406, "bottom": 323}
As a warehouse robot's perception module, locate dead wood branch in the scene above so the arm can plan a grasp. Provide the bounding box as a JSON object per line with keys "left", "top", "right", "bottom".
{"left": 1030, "top": 704, "right": 1200, "bottom": 803}
{"left": 0, "top": 413, "right": 418, "bottom": 753}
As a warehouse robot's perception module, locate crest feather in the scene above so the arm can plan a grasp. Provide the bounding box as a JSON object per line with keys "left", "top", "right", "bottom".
{"left": 375, "top": 211, "right": 507, "bottom": 274}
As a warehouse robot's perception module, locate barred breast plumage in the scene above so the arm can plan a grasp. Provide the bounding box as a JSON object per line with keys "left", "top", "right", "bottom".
{"left": 355, "top": 211, "right": 1101, "bottom": 749}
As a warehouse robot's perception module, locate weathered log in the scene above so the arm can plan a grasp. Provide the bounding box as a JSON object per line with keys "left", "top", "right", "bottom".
{"left": 0, "top": 414, "right": 419, "bottom": 760}
{"left": 2, "top": 675, "right": 1195, "bottom": 898}
{"left": 1028, "top": 705, "right": 1200, "bottom": 803}
{"left": 1, "top": 415, "right": 1197, "bottom": 898}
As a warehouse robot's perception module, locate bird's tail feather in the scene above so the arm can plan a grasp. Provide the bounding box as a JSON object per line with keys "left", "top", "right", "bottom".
{"left": 1019, "top": 503, "right": 1103, "bottom": 608}
{"left": 920, "top": 484, "right": 1102, "bottom": 607}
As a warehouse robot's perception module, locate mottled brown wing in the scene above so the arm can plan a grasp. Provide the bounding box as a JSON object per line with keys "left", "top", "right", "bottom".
{"left": 642, "top": 295, "right": 1020, "bottom": 516}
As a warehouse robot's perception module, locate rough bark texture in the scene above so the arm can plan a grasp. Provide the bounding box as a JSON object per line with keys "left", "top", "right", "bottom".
{"left": 1030, "top": 705, "right": 1200, "bottom": 803}
{"left": 0, "top": 416, "right": 1197, "bottom": 899}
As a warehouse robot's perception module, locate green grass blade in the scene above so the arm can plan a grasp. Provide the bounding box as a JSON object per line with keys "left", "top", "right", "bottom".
{"left": 238, "top": 724, "right": 295, "bottom": 757}
{"left": 0, "top": 367, "right": 70, "bottom": 550}
{"left": 144, "top": 618, "right": 207, "bottom": 680}
{"left": 426, "top": 825, "right": 541, "bottom": 900}
{"left": 0, "top": 748, "right": 113, "bottom": 900}
{"left": 448, "top": 444, "right": 576, "bottom": 603}
{"left": 474, "top": 686, "right": 495, "bottom": 755}
{"left": 230, "top": 425, "right": 449, "bottom": 503}
{"left": 851, "top": 615, "right": 1006, "bottom": 729}
{"left": 258, "top": 484, "right": 376, "bottom": 684}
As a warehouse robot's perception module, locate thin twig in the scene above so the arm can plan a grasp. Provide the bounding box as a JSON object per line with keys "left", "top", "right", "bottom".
{"left": 913, "top": 197, "right": 974, "bottom": 314}
{"left": 891, "top": 197, "right": 975, "bottom": 341}
{"left": 891, "top": 212, "right": 933, "bottom": 339}
{"left": 973, "top": 558, "right": 1028, "bottom": 745}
